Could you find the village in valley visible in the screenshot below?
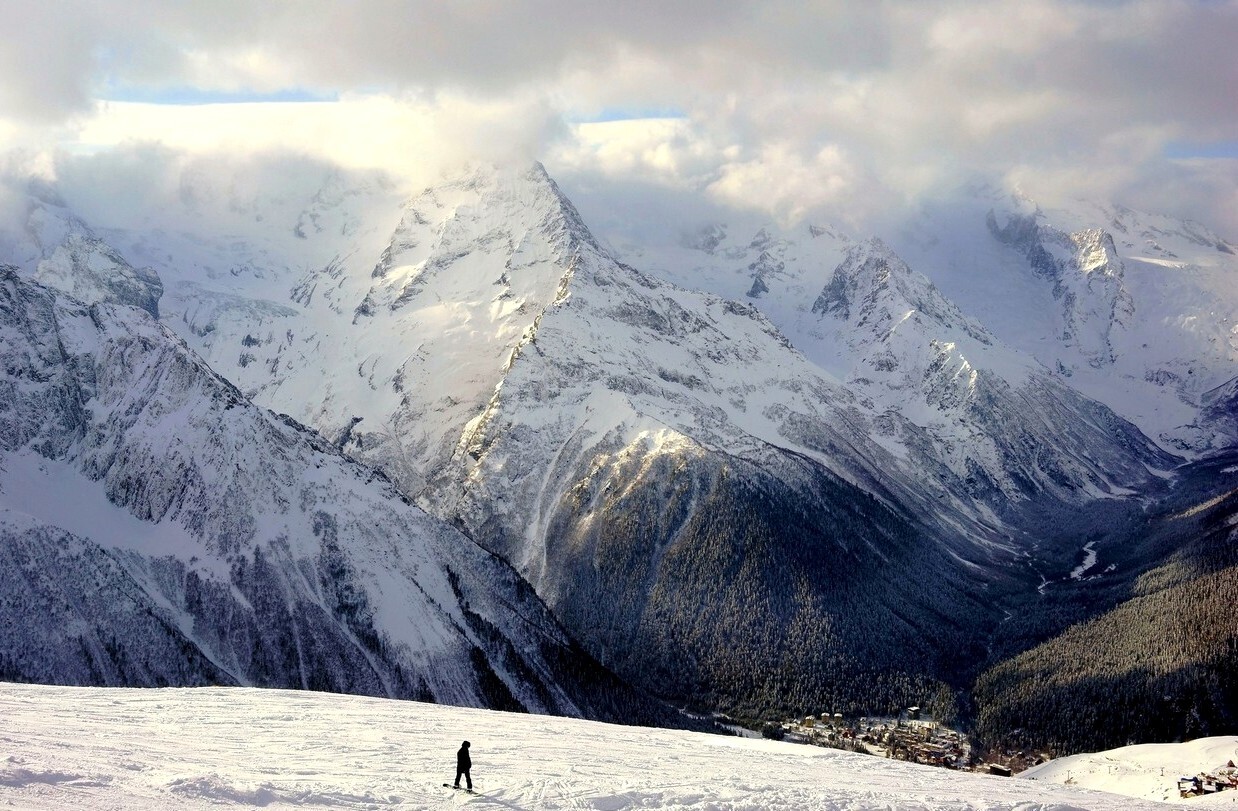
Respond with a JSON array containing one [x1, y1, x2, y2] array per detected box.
[[767, 707, 1031, 776], [765, 708, 1238, 798]]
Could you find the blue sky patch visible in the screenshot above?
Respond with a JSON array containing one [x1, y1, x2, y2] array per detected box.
[[1163, 140, 1238, 159], [99, 86, 339, 105], [567, 107, 688, 124]]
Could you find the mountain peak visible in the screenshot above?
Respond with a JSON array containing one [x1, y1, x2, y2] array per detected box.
[[811, 237, 912, 321], [812, 236, 995, 356], [360, 162, 602, 313], [3, 189, 165, 319], [526, 162, 603, 255]]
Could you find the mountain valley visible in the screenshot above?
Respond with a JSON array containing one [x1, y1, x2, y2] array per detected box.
[[0, 161, 1234, 755]]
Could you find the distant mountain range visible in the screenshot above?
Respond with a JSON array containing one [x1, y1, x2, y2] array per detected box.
[[1, 162, 1234, 753]]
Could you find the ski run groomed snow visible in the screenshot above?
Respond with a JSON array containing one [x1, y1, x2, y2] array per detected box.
[[0, 683, 1213, 810]]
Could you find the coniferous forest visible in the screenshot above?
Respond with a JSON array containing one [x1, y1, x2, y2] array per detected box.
[[972, 454, 1238, 755]]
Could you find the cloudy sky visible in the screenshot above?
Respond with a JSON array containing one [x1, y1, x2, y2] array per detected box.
[[2, 0, 1236, 236]]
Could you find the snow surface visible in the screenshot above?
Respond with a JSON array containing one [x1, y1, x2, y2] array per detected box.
[[1023, 737, 1238, 806], [1069, 542, 1098, 581], [0, 450, 214, 566], [0, 683, 1171, 810]]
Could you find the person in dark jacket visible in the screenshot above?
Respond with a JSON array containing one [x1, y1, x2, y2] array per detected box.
[[454, 740, 472, 790]]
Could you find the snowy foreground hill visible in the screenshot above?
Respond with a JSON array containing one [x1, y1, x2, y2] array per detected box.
[[0, 683, 1190, 811], [1024, 737, 1238, 806]]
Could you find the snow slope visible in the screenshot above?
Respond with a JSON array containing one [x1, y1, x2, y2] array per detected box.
[[0, 682, 1171, 810], [1023, 737, 1238, 805]]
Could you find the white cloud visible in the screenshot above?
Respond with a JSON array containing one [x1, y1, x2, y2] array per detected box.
[[69, 94, 562, 188], [705, 144, 859, 227], [1, 0, 1235, 236]]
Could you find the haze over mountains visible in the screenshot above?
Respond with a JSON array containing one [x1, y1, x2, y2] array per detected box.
[[1, 156, 1234, 758]]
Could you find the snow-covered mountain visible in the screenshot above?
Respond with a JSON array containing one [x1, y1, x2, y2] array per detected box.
[[893, 187, 1238, 454], [97, 165, 990, 710], [621, 224, 1177, 524], [6, 180, 165, 318], [0, 267, 677, 725], [1, 160, 1234, 742], [620, 187, 1238, 458]]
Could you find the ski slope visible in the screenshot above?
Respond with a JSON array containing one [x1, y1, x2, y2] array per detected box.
[[0, 683, 1171, 810], [1023, 737, 1238, 806]]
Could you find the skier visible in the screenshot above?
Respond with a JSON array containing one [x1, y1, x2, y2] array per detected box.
[[454, 740, 472, 790]]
